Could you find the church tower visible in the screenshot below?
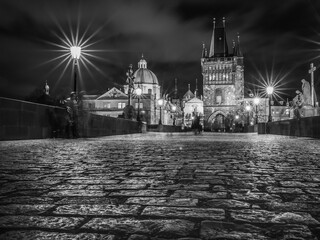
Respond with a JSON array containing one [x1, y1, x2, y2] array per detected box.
[[201, 18, 244, 131]]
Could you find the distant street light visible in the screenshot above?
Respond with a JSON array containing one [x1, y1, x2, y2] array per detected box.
[[253, 97, 260, 124], [158, 99, 164, 125], [172, 105, 177, 126], [136, 87, 142, 122], [70, 46, 81, 93], [266, 86, 274, 122]]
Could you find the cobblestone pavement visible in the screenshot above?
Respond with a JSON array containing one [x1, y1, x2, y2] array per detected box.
[[0, 132, 320, 240]]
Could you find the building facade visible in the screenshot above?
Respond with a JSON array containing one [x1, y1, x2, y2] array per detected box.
[[201, 18, 244, 131], [82, 55, 162, 125]]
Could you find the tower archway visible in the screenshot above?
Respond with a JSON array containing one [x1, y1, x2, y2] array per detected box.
[[206, 111, 227, 132]]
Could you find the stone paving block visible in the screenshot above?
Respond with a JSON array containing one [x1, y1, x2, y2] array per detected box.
[[150, 184, 210, 191], [54, 204, 140, 216], [126, 197, 198, 207], [141, 206, 225, 220], [0, 204, 54, 215], [0, 215, 83, 229], [56, 197, 118, 205], [266, 186, 305, 194], [51, 184, 88, 190], [103, 184, 147, 190], [82, 218, 195, 237], [262, 200, 320, 212], [67, 180, 119, 184], [0, 196, 55, 204], [230, 209, 277, 223], [204, 199, 251, 209], [128, 234, 149, 240], [231, 192, 281, 202], [0, 230, 115, 240], [170, 190, 227, 199], [109, 190, 168, 197], [280, 181, 319, 188], [271, 212, 320, 225], [45, 190, 106, 197], [200, 220, 268, 240]]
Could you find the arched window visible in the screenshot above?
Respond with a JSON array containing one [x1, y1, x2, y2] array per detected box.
[[215, 88, 223, 104]]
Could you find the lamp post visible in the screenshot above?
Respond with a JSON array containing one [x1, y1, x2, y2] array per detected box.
[[172, 105, 177, 126], [266, 86, 274, 122], [245, 105, 251, 127], [136, 87, 142, 121], [70, 46, 81, 93], [253, 97, 260, 124], [158, 99, 163, 125], [126, 64, 135, 106]]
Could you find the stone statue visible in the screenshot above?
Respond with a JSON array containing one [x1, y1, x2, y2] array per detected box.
[[293, 90, 303, 107], [301, 79, 312, 105]]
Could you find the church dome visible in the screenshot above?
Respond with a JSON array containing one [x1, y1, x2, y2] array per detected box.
[[133, 55, 159, 85]]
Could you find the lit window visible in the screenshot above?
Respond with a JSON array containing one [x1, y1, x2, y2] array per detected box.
[[118, 103, 122, 109]]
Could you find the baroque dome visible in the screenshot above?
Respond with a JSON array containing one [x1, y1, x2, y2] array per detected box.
[[133, 56, 159, 85]]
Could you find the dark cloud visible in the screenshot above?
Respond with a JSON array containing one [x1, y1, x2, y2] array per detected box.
[[0, 0, 320, 99]]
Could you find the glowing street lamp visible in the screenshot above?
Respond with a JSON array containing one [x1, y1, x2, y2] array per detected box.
[[70, 46, 81, 93], [266, 86, 274, 122], [135, 87, 142, 122], [253, 97, 260, 124], [158, 99, 164, 125]]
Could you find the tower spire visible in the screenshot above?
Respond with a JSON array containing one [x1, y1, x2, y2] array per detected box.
[[174, 78, 178, 99], [235, 32, 243, 57], [195, 78, 198, 97], [209, 17, 229, 57], [209, 18, 215, 57]]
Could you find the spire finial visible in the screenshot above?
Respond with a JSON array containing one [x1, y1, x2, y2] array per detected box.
[[213, 17, 216, 29], [141, 53, 144, 59], [188, 83, 190, 91]]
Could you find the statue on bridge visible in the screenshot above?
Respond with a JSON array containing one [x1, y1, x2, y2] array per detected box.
[[301, 79, 312, 105]]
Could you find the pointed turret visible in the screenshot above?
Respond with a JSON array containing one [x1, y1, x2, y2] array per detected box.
[[234, 33, 243, 57], [202, 43, 207, 58]]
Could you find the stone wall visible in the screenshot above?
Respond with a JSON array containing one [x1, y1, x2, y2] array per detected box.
[[0, 97, 144, 140], [0, 97, 66, 140], [258, 116, 320, 138], [80, 112, 145, 137]]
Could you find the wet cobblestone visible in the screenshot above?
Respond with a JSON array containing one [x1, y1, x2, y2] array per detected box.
[[0, 132, 320, 239]]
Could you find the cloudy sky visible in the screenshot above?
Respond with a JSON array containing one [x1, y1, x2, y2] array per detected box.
[[0, 0, 320, 100]]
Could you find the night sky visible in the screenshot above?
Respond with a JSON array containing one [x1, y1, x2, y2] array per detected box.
[[1, 0, 320, 101]]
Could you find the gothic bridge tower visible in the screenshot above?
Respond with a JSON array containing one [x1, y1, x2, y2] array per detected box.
[[201, 17, 244, 131]]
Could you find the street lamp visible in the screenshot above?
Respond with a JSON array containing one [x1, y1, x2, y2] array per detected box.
[[253, 97, 260, 124], [172, 105, 177, 126], [135, 87, 142, 121], [266, 86, 274, 122], [70, 46, 81, 93], [158, 99, 164, 125], [245, 105, 251, 126]]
